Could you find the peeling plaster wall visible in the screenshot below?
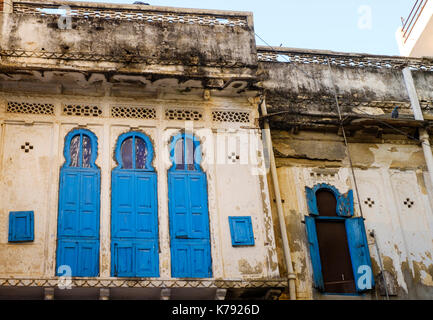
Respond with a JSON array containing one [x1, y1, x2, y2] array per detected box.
[[270, 130, 433, 299], [0, 11, 257, 77], [0, 93, 280, 281]]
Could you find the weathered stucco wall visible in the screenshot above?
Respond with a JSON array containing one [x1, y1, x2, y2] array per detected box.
[[269, 130, 433, 299], [0, 2, 257, 83], [0, 93, 280, 281]]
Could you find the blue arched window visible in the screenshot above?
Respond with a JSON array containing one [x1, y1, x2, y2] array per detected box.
[[304, 183, 374, 294], [115, 132, 154, 171], [111, 132, 159, 278], [63, 129, 98, 169], [169, 133, 202, 172], [56, 129, 100, 277], [168, 133, 212, 278]]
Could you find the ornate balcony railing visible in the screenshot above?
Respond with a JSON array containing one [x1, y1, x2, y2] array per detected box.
[[12, 0, 250, 28]]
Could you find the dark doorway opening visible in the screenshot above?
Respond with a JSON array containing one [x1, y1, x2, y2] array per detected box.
[[315, 190, 356, 294]]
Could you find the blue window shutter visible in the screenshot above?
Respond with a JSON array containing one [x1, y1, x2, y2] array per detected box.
[[229, 217, 255, 246], [135, 240, 159, 277], [305, 187, 319, 216], [112, 240, 134, 277], [305, 216, 324, 291], [135, 173, 158, 239], [188, 174, 210, 239], [9, 211, 34, 242], [112, 172, 136, 239], [78, 240, 99, 277], [169, 174, 190, 239], [56, 239, 79, 276], [79, 171, 100, 238], [338, 190, 354, 217], [346, 217, 375, 292], [58, 170, 80, 237]]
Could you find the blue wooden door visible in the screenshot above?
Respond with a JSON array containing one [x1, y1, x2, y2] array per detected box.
[[111, 132, 159, 277], [56, 130, 100, 277], [168, 134, 212, 278]]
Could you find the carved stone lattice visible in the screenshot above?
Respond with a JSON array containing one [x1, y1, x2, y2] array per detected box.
[[7, 101, 55, 115], [165, 108, 203, 121], [257, 49, 433, 72], [111, 106, 156, 120], [13, 3, 248, 27], [63, 104, 103, 117], [212, 111, 250, 123]]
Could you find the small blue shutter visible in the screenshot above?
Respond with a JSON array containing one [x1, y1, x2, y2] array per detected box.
[[9, 211, 34, 242], [112, 240, 134, 277], [338, 190, 354, 217], [305, 216, 324, 291], [305, 187, 319, 216], [229, 217, 255, 246], [112, 173, 135, 239], [79, 171, 100, 238], [346, 217, 375, 292]]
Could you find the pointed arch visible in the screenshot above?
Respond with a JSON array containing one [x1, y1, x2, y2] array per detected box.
[[111, 131, 159, 278], [56, 128, 100, 277], [168, 132, 212, 278]]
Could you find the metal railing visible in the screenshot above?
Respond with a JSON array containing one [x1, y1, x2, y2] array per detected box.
[[401, 0, 429, 44]]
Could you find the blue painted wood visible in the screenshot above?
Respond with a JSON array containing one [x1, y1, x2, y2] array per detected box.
[[305, 216, 325, 291], [346, 217, 375, 292], [56, 239, 78, 276], [168, 133, 211, 278], [114, 132, 155, 171], [169, 132, 202, 172], [338, 190, 354, 217], [8, 211, 34, 242], [111, 131, 159, 278], [111, 240, 134, 277], [57, 129, 100, 277], [306, 184, 354, 217], [170, 240, 212, 278], [305, 187, 319, 216], [228, 216, 255, 246], [78, 240, 99, 277], [135, 240, 159, 277]]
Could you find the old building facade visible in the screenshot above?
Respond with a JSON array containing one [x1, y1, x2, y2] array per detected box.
[[1, 0, 433, 300]]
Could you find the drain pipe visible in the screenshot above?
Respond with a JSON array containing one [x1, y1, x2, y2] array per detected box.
[[402, 67, 433, 190], [260, 97, 297, 300]]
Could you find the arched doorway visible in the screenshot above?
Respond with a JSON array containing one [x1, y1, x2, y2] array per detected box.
[[56, 129, 100, 277], [111, 132, 159, 277], [168, 133, 212, 278]]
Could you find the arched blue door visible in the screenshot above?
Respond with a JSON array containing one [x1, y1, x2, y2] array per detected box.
[[56, 129, 100, 277], [168, 133, 212, 278], [111, 132, 159, 277]]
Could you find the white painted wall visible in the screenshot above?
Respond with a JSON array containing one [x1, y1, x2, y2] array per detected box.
[[0, 94, 280, 280]]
